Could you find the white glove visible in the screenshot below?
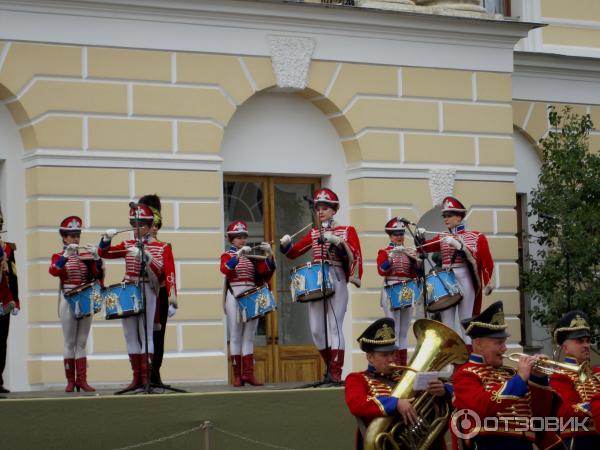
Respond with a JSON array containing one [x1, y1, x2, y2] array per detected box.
[[416, 228, 426, 238], [280, 234, 291, 248], [259, 242, 272, 255], [168, 304, 177, 318], [390, 245, 405, 256], [442, 236, 463, 250], [64, 243, 78, 257], [484, 285, 494, 296], [236, 246, 251, 257], [11, 307, 19, 316], [126, 246, 141, 258], [88, 245, 101, 261], [102, 228, 117, 242], [323, 231, 343, 246]]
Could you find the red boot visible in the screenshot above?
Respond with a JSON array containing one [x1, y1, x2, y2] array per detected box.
[[123, 354, 142, 391], [140, 353, 153, 386], [319, 347, 331, 379], [241, 354, 263, 386], [75, 357, 95, 392], [64, 358, 76, 393], [330, 349, 345, 383], [231, 355, 243, 387]]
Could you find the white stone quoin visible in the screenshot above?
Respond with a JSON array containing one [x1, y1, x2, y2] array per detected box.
[[267, 35, 316, 90]]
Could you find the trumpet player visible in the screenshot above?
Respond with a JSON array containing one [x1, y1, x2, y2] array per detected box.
[[376, 218, 421, 366], [453, 301, 562, 450], [48, 216, 104, 392], [345, 318, 450, 450], [0, 208, 19, 394], [549, 310, 600, 449], [415, 196, 494, 349]]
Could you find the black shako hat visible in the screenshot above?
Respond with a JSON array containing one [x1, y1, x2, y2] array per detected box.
[[357, 318, 398, 352], [554, 310, 591, 345], [461, 301, 510, 339]]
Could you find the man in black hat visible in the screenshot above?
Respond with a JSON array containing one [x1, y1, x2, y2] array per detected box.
[[549, 310, 600, 449], [453, 301, 562, 450], [345, 318, 449, 450]]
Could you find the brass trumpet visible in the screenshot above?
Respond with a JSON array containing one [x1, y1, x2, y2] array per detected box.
[[503, 352, 584, 377]]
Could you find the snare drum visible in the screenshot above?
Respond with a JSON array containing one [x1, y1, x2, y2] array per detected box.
[[236, 285, 277, 323], [64, 280, 103, 319], [384, 280, 422, 310], [424, 270, 463, 312], [290, 262, 335, 302], [103, 282, 144, 320]]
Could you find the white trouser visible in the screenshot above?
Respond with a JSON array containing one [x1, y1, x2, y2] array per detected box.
[[122, 283, 156, 354], [439, 267, 476, 345], [225, 285, 259, 356], [380, 289, 413, 350], [59, 294, 92, 359], [308, 266, 348, 351]]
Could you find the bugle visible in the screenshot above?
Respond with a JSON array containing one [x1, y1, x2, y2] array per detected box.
[[502, 352, 584, 377]]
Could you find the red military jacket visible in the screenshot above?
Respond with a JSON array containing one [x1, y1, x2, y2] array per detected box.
[[220, 246, 275, 287], [0, 242, 19, 312], [49, 249, 104, 291], [345, 367, 403, 450], [377, 243, 418, 285], [453, 354, 562, 450], [98, 239, 176, 302], [422, 224, 494, 315], [282, 220, 362, 287], [550, 357, 600, 439]]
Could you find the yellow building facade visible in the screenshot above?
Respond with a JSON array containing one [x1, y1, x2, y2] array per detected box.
[[0, 0, 599, 390]]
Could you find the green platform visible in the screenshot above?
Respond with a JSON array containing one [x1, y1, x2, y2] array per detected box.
[[0, 387, 355, 450]]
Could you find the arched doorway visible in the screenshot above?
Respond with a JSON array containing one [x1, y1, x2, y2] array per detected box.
[[221, 92, 348, 383]]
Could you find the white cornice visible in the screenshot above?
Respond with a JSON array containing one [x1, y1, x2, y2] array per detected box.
[[346, 162, 517, 182], [0, 0, 541, 72], [513, 51, 600, 104], [22, 149, 223, 171]]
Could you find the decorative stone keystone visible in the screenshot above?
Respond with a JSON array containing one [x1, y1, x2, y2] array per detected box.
[[268, 35, 316, 91]]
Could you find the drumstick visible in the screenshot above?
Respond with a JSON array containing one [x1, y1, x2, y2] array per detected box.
[[246, 254, 267, 261], [114, 227, 134, 235], [290, 223, 312, 240]]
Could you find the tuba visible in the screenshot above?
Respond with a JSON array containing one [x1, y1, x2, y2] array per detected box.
[[363, 319, 469, 450]]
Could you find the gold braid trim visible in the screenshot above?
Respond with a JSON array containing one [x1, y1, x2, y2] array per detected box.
[[465, 320, 507, 335]]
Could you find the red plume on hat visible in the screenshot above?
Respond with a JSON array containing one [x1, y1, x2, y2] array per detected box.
[[226, 220, 248, 236], [129, 204, 154, 222], [59, 216, 82, 234], [384, 218, 406, 234], [441, 196, 466, 214], [313, 188, 339, 210]]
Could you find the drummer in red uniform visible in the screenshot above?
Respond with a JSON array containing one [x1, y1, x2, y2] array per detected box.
[[49, 216, 104, 392], [280, 188, 362, 383], [221, 220, 275, 387], [416, 196, 494, 350], [376, 218, 421, 366], [98, 204, 176, 392], [549, 310, 600, 449], [0, 208, 19, 394]]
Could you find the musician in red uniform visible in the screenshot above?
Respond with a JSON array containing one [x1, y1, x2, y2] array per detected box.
[[98, 204, 176, 391], [345, 318, 450, 450], [221, 220, 275, 387], [549, 310, 600, 449], [49, 216, 104, 392], [0, 208, 19, 394], [452, 301, 562, 450], [416, 196, 494, 349], [137, 194, 178, 385], [280, 188, 362, 382], [376, 218, 420, 366]]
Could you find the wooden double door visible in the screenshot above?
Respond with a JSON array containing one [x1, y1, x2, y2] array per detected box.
[[223, 175, 325, 384]]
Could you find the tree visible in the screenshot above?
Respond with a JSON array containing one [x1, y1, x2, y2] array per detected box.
[[523, 106, 600, 343]]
